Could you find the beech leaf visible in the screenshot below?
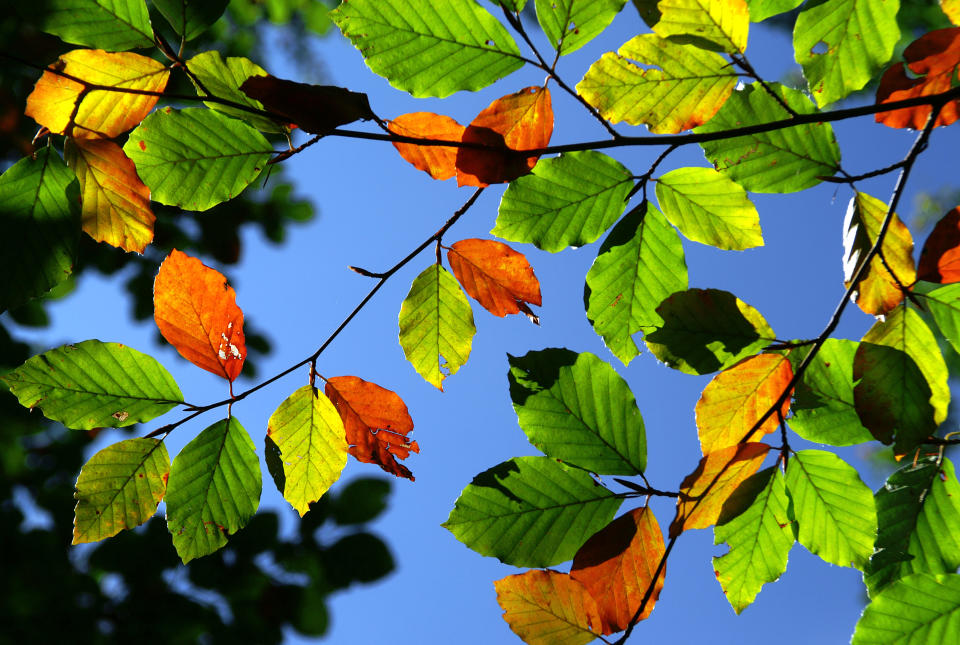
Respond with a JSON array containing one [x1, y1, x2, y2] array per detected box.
[[918, 206, 960, 283], [388, 112, 466, 181], [495, 570, 604, 644], [447, 238, 541, 320], [240, 74, 375, 135]]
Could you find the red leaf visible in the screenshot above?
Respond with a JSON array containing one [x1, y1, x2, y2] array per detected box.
[[918, 206, 960, 283], [447, 238, 541, 321], [240, 74, 374, 135], [388, 112, 465, 180]]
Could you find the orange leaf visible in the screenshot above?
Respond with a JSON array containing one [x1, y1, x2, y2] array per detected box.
[[324, 375, 418, 481], [917, 206, 960, 283], [456, 86, 553, 187], [670, 443, 770, 538], [447, 238, 542, 321], [153, 250, 245, 381], [64, 138, 155, 253], [570, 507, 666, 634], [495, 570, 603, 645], [696, 354, 793, 455], [239, 74, 374, 135], [388, 112, 465, 180], [25, 49, 169, 139], [875, 27, 960, 129]]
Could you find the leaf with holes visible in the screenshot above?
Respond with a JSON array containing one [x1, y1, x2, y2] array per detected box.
[[388, 112, 466, 180], [447, 238, 541, 320], [495, 570, 604, 645], [536, 0, 627, 56]]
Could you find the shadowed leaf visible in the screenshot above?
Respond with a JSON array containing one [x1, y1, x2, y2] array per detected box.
[[41, 0, 154, 50], [240, 74, 375, 135], [154, 0, 229, 41], [186, 51, 287, 133], [853, 573, 960, 644], [918, 206, 960, 283]]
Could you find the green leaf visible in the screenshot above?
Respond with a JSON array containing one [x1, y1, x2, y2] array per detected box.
[[508, 349, 646, 475], [696, 82, 841, 193], [0, 148, 80, 314], [746, 0, 804, 21], [655, 167, 762, 250], [1, 340, 183, 429], [186, 51, 286, 133], [165, 417, 262, 563], [493, 151, 633, 253], [42, 0, 154, 50], [332, 478, 391, 525], [153, 0, 228, 40], [266, 386, 348, 517], [644, 288, 775, 375], [535, 0, 626, 56], [638, 0, 750, 53], [123, 108, 273, 212], [713, 467, 795, 614], [330, 0, 524, 98], [787, 339, 873, 446], [864, 458, 960, 597], [853, 573, 960, 644], [793, 0, 901, 108], [494, 0, 529, 11], [576, 34, 738, 133], [442, 456, 622, 567], [398, 264, 475, 390], [785, 449, 877, 569], [921, 283, 960, 354], [585, 202, 687, 365], [73, 438, 170, 544]]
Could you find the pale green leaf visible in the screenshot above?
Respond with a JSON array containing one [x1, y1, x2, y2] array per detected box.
[[922, 283, 960, 354], [535, 0, 626, 56], [153, 0, 228, 40], [853, 573, 960, 644], [42, 0, 154, 50], [186, 51, 286, 133]]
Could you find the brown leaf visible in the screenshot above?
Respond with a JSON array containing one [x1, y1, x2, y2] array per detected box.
[[388, 112, 465, 180], [447, 238, 541, 320], [495, 570, 603, 645], [917, 206, 960, 283], [240, 74, 375, 135]]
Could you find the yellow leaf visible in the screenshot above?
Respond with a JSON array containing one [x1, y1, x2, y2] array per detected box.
[[495, 570, 603, 645], [944, 0, 960, 26], [640, 0, 749, 54]]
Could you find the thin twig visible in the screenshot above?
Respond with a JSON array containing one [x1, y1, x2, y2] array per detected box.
[[730, 54, 798, 117]]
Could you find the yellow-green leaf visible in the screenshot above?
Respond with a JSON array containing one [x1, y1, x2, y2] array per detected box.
[[495, 570, 603, 644], [638, 0, 750, 53]]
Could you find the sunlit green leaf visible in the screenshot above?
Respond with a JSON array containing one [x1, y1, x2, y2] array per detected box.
[[154, 0, 228, 40], [535, 0, 626, 56], [186, 51, 286, 133], [42, 0, 153, 50], [921, 283, 960, 354], [746, 0, 803, 21], [853, 573, 960, 644]]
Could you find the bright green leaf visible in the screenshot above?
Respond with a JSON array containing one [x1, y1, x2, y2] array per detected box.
[[42, 0, 153, 50], [267, 386, 348, 517], [585, 202, 687, 365], [442, 456, 622, 567], [123, 108, 273, 212], [922, 283, 960, 354], [853, 573, 960, 644], [166, 417, 262, 563], [0, 147, 80, 314], [186, 51, 287, 133], [655, 167, 762, 250], [747, 0, 803, 21], [398, 264, 475, 390], [508, 349, 646, 475], [331, 0, 524, 98], [696, 82, 841, 193], [535, 0, 626, 56], [73, 438, 169, 544], [493, 151, 633, 253], [1, 340, 183, 429], [785, 449, 877, 569], [153, 0, 228, 40]]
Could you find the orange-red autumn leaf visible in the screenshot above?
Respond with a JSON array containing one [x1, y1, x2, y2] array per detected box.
[[918, 206, 960, 283], [64, 138, 154, 253], [696, 354, 793, 455], [447, 238, 541, 321], [670, 443, 770, 538], [495, 570, 604, 645], [456, 86, 553, 187], [153, 249, 245, 382], [388, 112, 466, 181], [324, 375, 418, 481], [239, 74, 374, 135], [25, 49, 169, 139], [570, 507, 666, 634], [875, 27, 960, 129]]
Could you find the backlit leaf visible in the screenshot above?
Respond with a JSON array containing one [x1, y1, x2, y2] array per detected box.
[[443, 456, 622, 567], [876, 27, 960, 129], [0, 147, 80, 314], [923, 283, 960, 353], [945, 0, 960, 25], [696, 354, 793, 455], [324, 376, 417, 481], [186, 51, 286, 133], [388, 112, 465, 180], [447, 238, 541, 319], [64, 138, 154, 253], [571, 507, 666, 632], [842, 192, 916, 316], [918, 207, 960, 283], [644, 288, 775, 375], [267, 386, 348, 516], [153, 249, 246, 381], [535, 0, 626, 56], [696, 82, 841, 193], [240, 75, 375, 135], [495, 570, 603, 645], [640, 0, 750, 53], [25, 49, 169, 140], [123, 108, 272, 212], [331, 0, 524, 98], [494, 151, 633, 252], [1, 339, 182, 429], [852, 573, 960, 644], [576, 34, 737, 133], [73, 438, 169, 544], [785, 449, 876, 569], [746, 0, 804, 22], [670, 442, 770, 538], [713, 467, 794, 614], [165, 417, 261, 563], [794, 0, 901, 108], [153, 0, 228, 40], [456, 86, 553, 187], [41, 0, 153, 50], [398, 264, 475, 390], [864, 457, 960, 597], [508, 349, 646, 475], [655, 167, 762, 250]]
